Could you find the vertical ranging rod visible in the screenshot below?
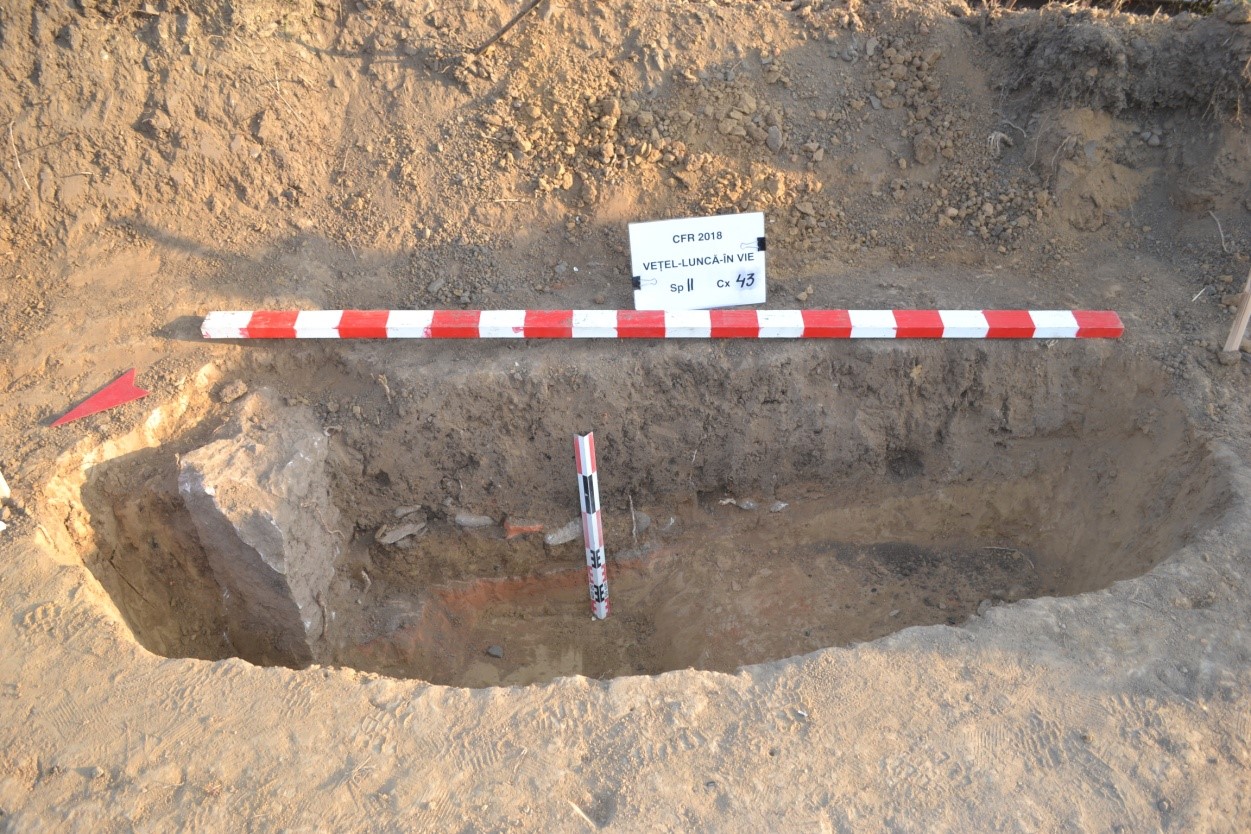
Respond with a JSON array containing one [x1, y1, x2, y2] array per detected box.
[[574, 432, 609, 620]]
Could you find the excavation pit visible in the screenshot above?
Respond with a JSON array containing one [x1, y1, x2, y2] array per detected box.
[[48, 343, 1230, 687]]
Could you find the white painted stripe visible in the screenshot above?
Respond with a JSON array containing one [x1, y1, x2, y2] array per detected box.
[[664, 310, 712, 338], [201, 311, 253, 339], [849, 309, 897, 338], [386, 310, 435, 338], [1029, 310, 1079, 339], [572, 310, 617, 338], [939, 310, 990, 338], [294, 310, 345, 338], [757, 310, 805, 338], [479, 309, 527, 338]]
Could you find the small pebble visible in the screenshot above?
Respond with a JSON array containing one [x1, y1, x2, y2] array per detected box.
[[544, 518, 582, 546], [766, 125, 783, 152], [455, 512, 495, 528], [218, 380, 248, 404], [375, 521, 427, 545], [769, 501, 789, 513], [486, 645, 504, 659]]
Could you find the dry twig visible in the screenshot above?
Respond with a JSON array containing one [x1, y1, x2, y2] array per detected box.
[[8, 120, 31, 192], [1209, 210, 1234, 254], [474, 0, 550, 55]]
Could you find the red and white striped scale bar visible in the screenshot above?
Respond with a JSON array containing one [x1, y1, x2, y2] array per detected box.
[[201, 309, 1123, 340], [574, 432, 609, 621]]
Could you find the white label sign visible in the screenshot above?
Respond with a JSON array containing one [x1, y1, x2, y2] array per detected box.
[[629, 212, 767, 310]]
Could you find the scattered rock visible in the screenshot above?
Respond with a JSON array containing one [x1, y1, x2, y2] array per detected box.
[[486, 645, 504, 659], [913, 133, 938, 165], [0, 468, 9, 502], [631, 510, 651, 534], [544, 518, 582, 546], [1218, 351, 1241, 366], [392, 505, 423, 518], [217, 380, 248, 404], [766, 125, 783, 152], [977, 598, 993, 616], [178, 389, 339, 667], [718, 497, 758, 510], [769, 501, 789, 513], [1222, 1, 1251, 23], [375, 521, 427, 545], [455, 512, 495, 528], [253, 108, 282, 144]]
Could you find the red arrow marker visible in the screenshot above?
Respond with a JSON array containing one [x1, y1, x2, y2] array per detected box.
[[52, 369, 150, 427]]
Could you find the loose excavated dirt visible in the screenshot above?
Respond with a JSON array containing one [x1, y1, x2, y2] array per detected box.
[[4, 0, 1251, 830]]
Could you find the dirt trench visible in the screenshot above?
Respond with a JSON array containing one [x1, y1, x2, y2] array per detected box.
[[42, 341, 1231, 687]]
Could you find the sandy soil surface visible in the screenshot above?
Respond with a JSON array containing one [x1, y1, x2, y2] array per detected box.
[[4, 0, 1251, 829]]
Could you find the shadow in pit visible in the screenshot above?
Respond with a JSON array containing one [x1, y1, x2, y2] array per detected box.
[[74, 440, 236, 664]]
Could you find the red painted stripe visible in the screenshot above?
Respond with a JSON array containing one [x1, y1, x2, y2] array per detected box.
[[338, 310, 390, 338], [709, 309, 761, 338], [617, 310, 667, 338], [893, 309, 944, 338], [1073, 310, 1124, 339], [524, 310, 573, 339], [983, 310, 1035, 339], [244, 310, 299, 338], [574, 434, 596, 475], [428, 310, 482, 338], [801, 309, 852, 338]]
